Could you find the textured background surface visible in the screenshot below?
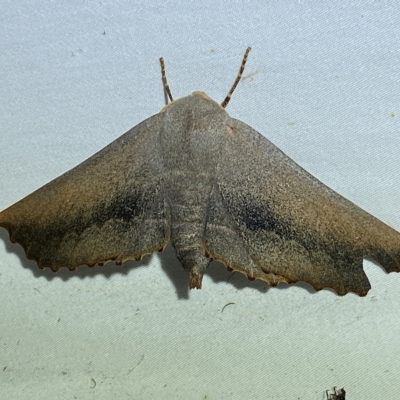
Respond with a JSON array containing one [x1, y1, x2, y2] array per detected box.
[[1, 2, 400, 399]]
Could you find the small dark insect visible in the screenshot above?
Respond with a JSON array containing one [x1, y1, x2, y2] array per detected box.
[[326, 387, 346, 400], [1, 48, 400, 295]]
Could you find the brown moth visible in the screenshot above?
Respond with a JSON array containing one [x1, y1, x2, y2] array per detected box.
[[1, 48, 400, 295]]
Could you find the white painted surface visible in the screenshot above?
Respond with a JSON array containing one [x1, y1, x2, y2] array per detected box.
[[1, 2, 400, 399]]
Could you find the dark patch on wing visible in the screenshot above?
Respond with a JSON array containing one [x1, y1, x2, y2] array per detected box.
[[235, 195, 360, 263], [92, 191, 144, 227], [239, 201, 284, 235], [5, 188, 157, 268]]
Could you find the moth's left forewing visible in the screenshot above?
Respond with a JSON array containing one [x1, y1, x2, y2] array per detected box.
[[0, 114, 170, 271]]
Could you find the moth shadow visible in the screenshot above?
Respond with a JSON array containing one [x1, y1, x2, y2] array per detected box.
[[158, 245, 317, 298], [206, 259, 318, 296], [1, 228, 317, 298]]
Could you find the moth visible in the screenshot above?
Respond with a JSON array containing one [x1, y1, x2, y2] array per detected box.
[[1, 48, 400, 295]]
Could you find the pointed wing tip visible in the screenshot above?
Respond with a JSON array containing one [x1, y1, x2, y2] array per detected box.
[[0, 216, 9, 230], [0, 205, 24, 228]]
